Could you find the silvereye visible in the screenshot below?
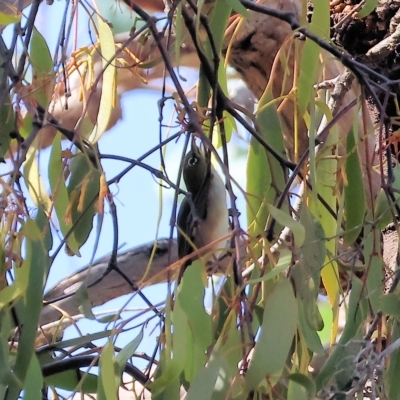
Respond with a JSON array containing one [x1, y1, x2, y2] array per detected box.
[[177, 144, 229, 267]]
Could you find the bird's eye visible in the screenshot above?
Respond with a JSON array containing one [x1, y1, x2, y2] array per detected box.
[[188, 156, 198, 166]]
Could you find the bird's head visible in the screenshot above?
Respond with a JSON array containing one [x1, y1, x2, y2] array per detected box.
[[182, 144, 208, 196]]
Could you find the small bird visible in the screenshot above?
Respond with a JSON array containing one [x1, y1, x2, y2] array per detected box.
[[177, 143, 229, 269]]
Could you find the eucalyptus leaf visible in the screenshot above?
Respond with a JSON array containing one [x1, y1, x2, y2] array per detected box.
[[245, 277, 297, 391]]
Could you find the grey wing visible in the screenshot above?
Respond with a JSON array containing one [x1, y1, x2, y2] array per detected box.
[[177, 197, 194, 261]]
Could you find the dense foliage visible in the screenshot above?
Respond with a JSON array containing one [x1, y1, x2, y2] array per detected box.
[[0, 0, 399, 399]]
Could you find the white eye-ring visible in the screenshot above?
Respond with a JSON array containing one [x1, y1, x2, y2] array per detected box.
[[188, 156, 198, 166]]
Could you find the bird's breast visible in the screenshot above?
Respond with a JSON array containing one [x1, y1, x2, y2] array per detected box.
[[195, 170, 229, 257]]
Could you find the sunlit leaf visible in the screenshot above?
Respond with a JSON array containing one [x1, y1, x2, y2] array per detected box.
[[0, 11, 21, 25], [90, 18, 117, 143], [24, 145, 52, 213]]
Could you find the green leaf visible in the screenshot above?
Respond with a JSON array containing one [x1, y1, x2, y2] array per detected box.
[[288, 373, 315, 399], [375, 165, 400, 228], [172, 296, 190, 377], [98, 342, 118, 400], [344, 128, 365, 244], [174, 2, 184, 70], [23, 355, 42, 400], [49, 133, 79, 255], [386, 321, 400, 399], [178, 262, 212, 354], [45, 370, 98, 393], [308, 115, 339, 321], [89, 18, 117, 143], [245, 277, 297, 390], [292, 208, 326, 336], [246, 137, 272, 241], [298, 40, 320, 117], [363, 220, 383, 314], [34, 205, 52, 255], [288, 380, 308, 400], [24, 145, 52, 212], [316, 277, 368, 390], [8, 220, 48, 399], [150, 347, 181, 396], [208, 310, 243, 399], [0, 11, 21, 26], [30, 28, 54, 107], [151, 358, 181, 400], [38, 330, 116, 351], [357, 0, 378, 18], [115, 328, 143, 371], [75, 284, 96, 320], [297, 298, 324, 354], [173, 263, 212, 384], [310, 0, 330, 37], [226, 0, 250, 17], [268, 204, 305, 247], [0, 311, 14, 387], [67, 153, 100, 248], [299, 207, 326, 274], [297, 0, 328, 116], [30, 29, 53, 74], [254, 87, 288, 239], [0, 286, 23, 310], [186, 357, 222, 400], [197, 0, 231, 107], [246, 249, 291, 284], [380, 293, 400, 320], [0, 96, 14, 160]]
